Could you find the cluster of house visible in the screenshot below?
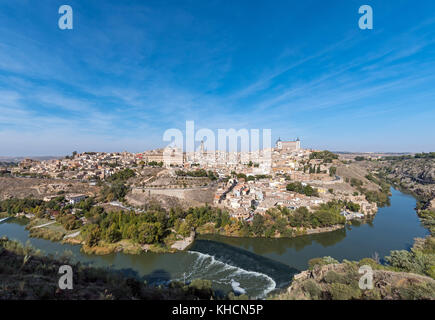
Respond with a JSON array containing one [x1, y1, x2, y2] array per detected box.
[[15, 138, 378, 221], [12, 193, 89, 221], [214, 174, 377, 220], [214, 176, 329, 220], [138, 143, 273, 174], [15, 152, 137, 180], [15, 138, 303, 181], [210, 138, 377, 220]]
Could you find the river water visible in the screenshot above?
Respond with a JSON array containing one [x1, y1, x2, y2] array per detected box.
[[0, 188, 429, 298]]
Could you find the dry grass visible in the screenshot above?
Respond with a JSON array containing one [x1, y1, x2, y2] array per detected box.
[[0, 177, 100, 200]]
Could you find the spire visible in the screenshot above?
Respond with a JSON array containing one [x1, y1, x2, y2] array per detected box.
[[200, 140, 205, 153]]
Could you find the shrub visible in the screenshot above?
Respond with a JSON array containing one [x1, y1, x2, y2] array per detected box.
[[385, 250, 434, 277], [302, 280, 322, 299], [228, 292, 249, 300], [330, 283, 361, 300], [308, 256, 339, 270], [329, 167, 337, 177], [358, 258, 383, 270], [309, 151, 338, 163], [82, 224, 102, 247], [397, 282, 435, 300], [187, 279, 214, 299], [286, 182, 319, 197], [323, 271, 345, 284]]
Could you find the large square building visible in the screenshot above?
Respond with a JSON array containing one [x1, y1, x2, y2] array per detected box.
[[275, 137, 301, 152]]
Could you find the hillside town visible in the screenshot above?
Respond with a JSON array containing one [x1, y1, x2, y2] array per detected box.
[[5, 138, 378, 223]]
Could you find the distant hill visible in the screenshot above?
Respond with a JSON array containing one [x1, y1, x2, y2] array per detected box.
[[333, 151, 414, 155], [0, 156, 61, 163]]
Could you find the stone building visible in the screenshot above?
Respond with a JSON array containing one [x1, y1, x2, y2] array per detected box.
[[276, 137, 301, 152]]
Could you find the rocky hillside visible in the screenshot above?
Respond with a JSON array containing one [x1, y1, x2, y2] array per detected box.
[[272, 258, 435, 300], [380, 158, 435, 208], [271, 229, 435, 300]]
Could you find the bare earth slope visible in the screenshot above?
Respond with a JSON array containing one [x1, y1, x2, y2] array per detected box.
[[0, 177, 100, 200]]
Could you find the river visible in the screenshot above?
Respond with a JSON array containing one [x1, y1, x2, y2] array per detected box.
[[0, 188, 429, 298]]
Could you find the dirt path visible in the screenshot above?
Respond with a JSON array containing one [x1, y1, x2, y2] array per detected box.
[[31, 221, 56, 229], [64, 231, 80, 239]]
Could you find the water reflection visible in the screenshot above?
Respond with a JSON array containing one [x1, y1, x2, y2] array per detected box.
[[199, 227, 348, 255], [198, 188, 429, 270]]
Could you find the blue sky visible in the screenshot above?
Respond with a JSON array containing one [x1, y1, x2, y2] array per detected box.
[[0, 0, 434, 156]]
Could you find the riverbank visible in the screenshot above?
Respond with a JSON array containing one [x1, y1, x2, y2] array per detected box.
[[80, 239, 174, 255], [26, 218, 67, 241], [0, 187, 430, 298], [0, 188, 376, 257], [10, 216, 169, 255], [64, 222, 347, 255], [171, 231, 195, 250], [273, 192, 435, 300], [0, 185, 421, 262], [3, 212, 365, 256], [197, 222, 346, 239]]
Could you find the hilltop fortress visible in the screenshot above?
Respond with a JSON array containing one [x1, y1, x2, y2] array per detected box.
[[275, 137, 301, 152]]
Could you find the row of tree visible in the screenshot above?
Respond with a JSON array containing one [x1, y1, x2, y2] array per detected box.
[[243, 202, 347, 238], [175, 169, 217, 180], [286, 182, 319, 197], [81, 205, 233, 247], [309, 150, 339, 163]]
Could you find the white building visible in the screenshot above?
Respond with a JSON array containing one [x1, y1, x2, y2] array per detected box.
[[66, 194, 87, 205]]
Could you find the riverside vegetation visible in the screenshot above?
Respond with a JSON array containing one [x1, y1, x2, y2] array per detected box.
[[0, 167, 358, 253], [0, 195, 350, 254]]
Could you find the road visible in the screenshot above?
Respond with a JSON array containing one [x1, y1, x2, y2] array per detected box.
[[64, 231, 81, 239], [31, 221, 56, 229]]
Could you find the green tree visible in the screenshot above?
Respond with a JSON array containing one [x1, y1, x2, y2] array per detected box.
[[83, 224, 101, 247], [176, 221, 191, 237], [137, 222, 163, 244], [329, 166, 337, 177], [251, 214, 265, 236], [105, 224, 122, 243]]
